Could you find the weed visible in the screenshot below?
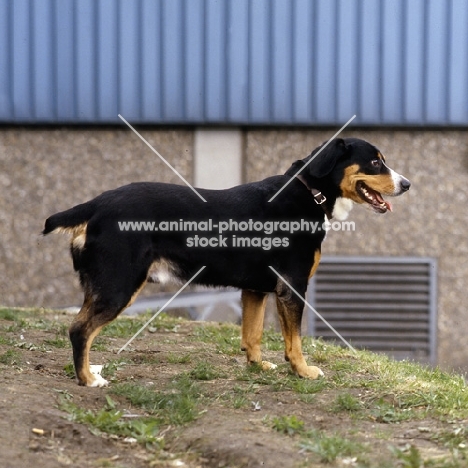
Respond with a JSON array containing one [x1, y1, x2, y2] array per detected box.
[[103, 359, 128, 380], [262, 328, 284, 351], [59, 395, 162, 447], [0, 349, 21, 365], [371, 398, 415, 424], [333, 392, 362, 413], [231, 395, 249, 409], [0, 309, 17, 321], [389, 444, 423, 468], [4, 318, 28, 333], [300, 430, 365, 463], [193, 324, 241, 355], [270, 415, 305, 436], [44, 335, 69, 348], [63, 362, 75, 379], [111, 374, 201, 425], [288, 376, 327, 395], [434, 425, 468, 450], [189, 361, 222, 381], [166, 353, 191, 364], [90, 337, 109, 352], [101, 318, 144, 338]]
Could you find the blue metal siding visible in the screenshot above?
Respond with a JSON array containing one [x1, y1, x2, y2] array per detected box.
[[1, 0, 467, 125]]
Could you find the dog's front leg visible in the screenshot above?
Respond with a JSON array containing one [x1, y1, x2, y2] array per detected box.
[[275, 284, 323, 379], [240, 290, 277, 370]]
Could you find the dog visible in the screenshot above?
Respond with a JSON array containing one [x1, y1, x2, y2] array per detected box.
[[43, 137, 410, 387]]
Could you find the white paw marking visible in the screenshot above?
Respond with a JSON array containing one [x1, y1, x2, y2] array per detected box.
[[90, 364, 103, 375], [89, 364, 109, 387], [261, 361, 278, 371]]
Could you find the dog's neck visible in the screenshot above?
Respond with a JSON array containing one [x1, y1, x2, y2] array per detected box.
[[295, 174, 333, 219], [295, 174, 354, 221]]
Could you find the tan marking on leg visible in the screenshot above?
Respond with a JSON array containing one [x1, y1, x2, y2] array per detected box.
[[70, 281, 149, 387], [70, 295, 101, 386], [125, 280, 148, 309], [241, 290, 269, 366], [308, 249, 321, 280], [81, 323, 107, 387], [276, 296, 323, 380]]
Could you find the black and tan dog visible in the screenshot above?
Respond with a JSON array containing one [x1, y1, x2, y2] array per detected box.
[[43, 138, 410, 387]]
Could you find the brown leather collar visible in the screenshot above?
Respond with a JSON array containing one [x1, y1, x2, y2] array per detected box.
[[295, 174, 332, 219]]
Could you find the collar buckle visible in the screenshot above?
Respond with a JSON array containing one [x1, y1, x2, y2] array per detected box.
[[312, 191, 327, 205]]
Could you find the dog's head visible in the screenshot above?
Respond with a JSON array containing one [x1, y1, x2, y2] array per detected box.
[[287, 138, 410, 214]]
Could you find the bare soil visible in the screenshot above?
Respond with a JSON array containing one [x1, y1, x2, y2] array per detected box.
[[0, 310, 465, 468]]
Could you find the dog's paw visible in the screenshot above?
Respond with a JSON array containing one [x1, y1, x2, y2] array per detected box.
[[260, 361, 278, 371], [299, 365, 324, 380], [89, 365, 109, 387]]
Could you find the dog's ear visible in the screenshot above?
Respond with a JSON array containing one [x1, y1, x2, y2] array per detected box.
[[303, 138, 348, 178], [284, 159, 305, 176]]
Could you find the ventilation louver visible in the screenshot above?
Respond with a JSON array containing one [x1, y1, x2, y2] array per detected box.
[[307, 257, 437, 364]]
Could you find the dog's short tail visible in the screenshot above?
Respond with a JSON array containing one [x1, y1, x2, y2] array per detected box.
[[43, 201, 95, 235]]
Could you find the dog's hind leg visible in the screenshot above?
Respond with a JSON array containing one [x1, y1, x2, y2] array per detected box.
[[69, 280, 147, 387], [275, 283, 323, 379], [69, 296, 110, 387], [240, 290, 276, 371]]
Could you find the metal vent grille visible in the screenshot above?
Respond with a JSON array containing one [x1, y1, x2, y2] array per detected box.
[[307, 257, 437, 364]]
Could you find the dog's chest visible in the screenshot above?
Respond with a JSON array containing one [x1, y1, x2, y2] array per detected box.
[[331, 197, 354, 220]]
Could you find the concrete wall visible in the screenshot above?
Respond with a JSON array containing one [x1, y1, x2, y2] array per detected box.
[[0, 128, 193, 308], [1, 127, 467, 371]]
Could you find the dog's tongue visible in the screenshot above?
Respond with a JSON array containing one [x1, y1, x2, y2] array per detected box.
[[374, 192, 393, 212]]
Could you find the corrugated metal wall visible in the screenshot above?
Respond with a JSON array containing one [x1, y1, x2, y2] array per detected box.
[[1, 0, 468, 125]]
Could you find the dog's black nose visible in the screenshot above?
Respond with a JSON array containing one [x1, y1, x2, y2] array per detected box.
[[400, 178, 411, 191]]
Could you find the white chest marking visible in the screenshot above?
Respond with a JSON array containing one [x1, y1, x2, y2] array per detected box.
[[332, 197, 354, 220]]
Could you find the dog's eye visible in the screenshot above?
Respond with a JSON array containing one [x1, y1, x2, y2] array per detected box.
[[371, 159, 381, 168]]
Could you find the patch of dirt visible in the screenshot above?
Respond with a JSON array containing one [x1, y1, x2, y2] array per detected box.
[[0, 310, 465, 468]]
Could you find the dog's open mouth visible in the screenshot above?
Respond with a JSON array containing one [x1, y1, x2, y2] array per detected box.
[[356, 181, 392, 213]]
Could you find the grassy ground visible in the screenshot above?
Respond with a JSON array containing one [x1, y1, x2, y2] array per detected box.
[[0, 306, 467, 467]]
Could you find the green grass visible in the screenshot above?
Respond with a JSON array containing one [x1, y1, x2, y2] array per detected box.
[[0, 308, 17, 321], [63, 362, 75, 379], [44, 335, 69, 348], [193, 323, 241, 355], [299, 430, 366, 463], [332, 392, 363, 413], [166, 352, 191, 364], [59, 394, 162, 448], [0, 349, 21, 365], [3, 308, 468, 467], [111, 374, 201, 426], [189, 361, 223, 381], [270, 415, 305, 436]]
